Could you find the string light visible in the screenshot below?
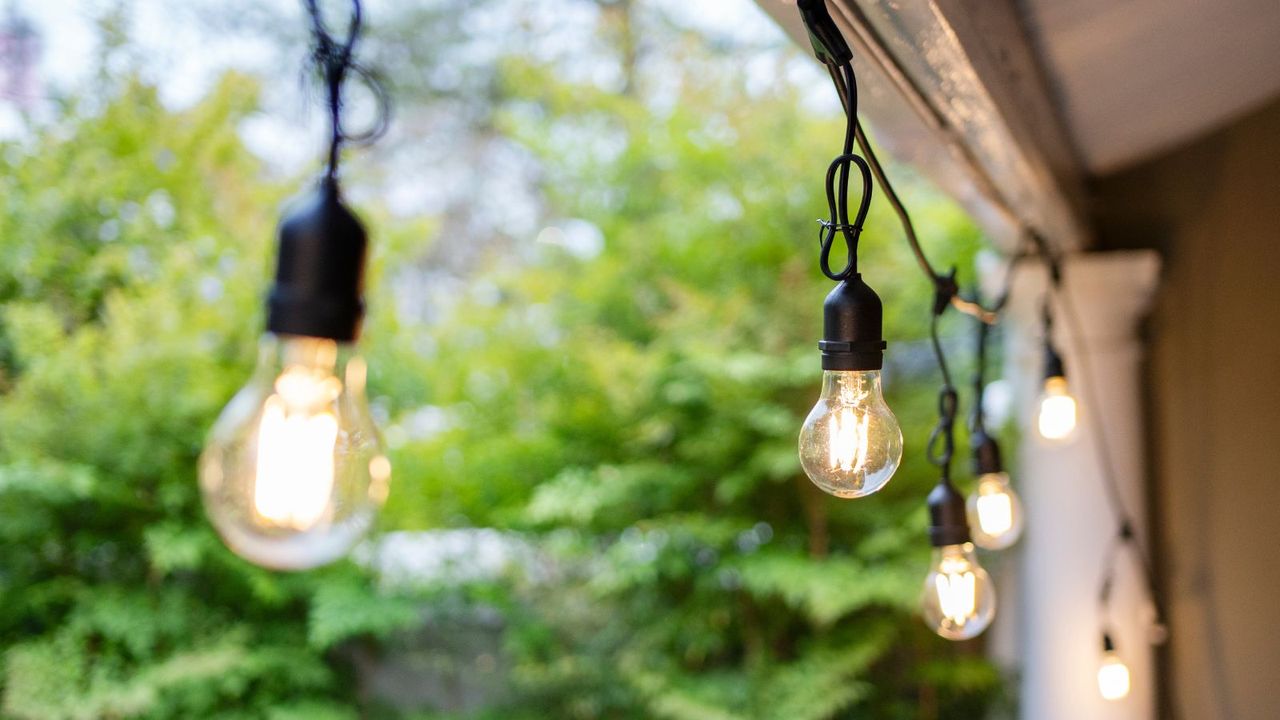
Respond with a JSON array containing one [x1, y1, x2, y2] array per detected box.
[[795, 0, 1004, 639], [921, 384, 997, 640], [1035, 302, 1078, 443], [1097, 633, 1132, 701], [200, 0, 391, 570], [967, 301, 1024, 550], [1031, 233, 1170, 703], [795, 0, 1178, 703], [794, 1, 902, 499]]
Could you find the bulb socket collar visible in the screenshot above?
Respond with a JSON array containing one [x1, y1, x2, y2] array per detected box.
[[927, 480, 971, 547], [266, 178, 368, 342], [971, 430, 1004, 476], [819, 274, 885, 371]]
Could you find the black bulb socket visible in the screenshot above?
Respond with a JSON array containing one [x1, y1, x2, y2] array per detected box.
[[927, 480, 971, 548], [1102, 632, 1116, 653], [970, 429, 1004, 476], [266, 178, 368, 343], [818, 274, 886, 371], [1043, 341, 1066, 381]]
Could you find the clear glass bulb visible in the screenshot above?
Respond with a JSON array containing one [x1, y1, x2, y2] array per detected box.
[[798, 370, 902, 498], [921, 543, 996, 640], [1097, 652, 1131, 701], [200, 335, 390, 570], [1036, 375, 1077, 442], [966, 472, 1024, 550]]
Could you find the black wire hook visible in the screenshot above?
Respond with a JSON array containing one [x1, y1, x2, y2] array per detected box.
[[817, 151, 873, 281], [926, 385, 958, 473], [303, 0, 389, 181]]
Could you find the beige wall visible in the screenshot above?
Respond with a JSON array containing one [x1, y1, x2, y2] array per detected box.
[[1093, 98, 1280, 720]]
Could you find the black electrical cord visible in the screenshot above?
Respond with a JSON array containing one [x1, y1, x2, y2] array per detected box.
[[823, 61, 960, 482], [303, 0, 390, 181], [826, 64, 997, 323], [265, 0, 389, 343], [816, 62, 873, 281], [925, 314, 958, 477], [972, 304, 992, 434]]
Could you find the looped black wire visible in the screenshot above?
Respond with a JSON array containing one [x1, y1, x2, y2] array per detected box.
[[926, 384, 958, 474], [925, 309, 959, 477], [303, 0, 390, 181], [810, 62, 870, 282], [971, 308, 991, 433], [342, 65, 393, 143], [1030, 229, 1062, 287], [817, 152, 873, 280]]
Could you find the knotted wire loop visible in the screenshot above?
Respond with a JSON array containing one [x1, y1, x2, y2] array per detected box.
[[925, 300, 959, 478], [303, 0, 390, 181], [926, 384, 958, 476], [807, 62, 873, 282], [817, 152, 873, 280], [970, 313, 990, 433]]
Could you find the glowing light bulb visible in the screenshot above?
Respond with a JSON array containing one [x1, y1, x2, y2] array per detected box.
[[1097, 651, 1131, 701], [966, 472, 1024, 550], [200, 335, 389, 570], [921, 543, 996, 640], [799, 370, 903, 498], [1036, 375, 1077, 442]]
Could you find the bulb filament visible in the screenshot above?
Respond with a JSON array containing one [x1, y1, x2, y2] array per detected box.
[[828, 404, 871, 473], [976, 491, 1014, 537], [253, 365, 343, 530], [934, 569, 977, 627], [1097, 654, 1131, 700], [1037, 376, 1077, 440]]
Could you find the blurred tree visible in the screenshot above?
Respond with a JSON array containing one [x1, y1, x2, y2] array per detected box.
[[0, 68, 427, 720], [379, 5, 1003, 718], [0, 1, 1005, 718]]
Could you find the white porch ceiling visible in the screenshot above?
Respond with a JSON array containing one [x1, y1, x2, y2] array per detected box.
[[1020, 0, 1280, 174]]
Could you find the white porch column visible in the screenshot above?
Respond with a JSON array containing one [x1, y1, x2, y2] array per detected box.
[[993, 250, 1161, 720]]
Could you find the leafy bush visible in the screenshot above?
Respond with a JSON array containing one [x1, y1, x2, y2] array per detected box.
[[0, 73, 426, 718], [380, 43, 1001, 720], [0, 4, 1003, 718]]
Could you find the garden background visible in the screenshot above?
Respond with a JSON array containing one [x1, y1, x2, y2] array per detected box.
[[0, 1, 1010, 717]]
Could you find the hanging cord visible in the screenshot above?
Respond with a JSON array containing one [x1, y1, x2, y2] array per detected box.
[[824, 64, 997, 323], [925, 312, 959, 482], [969, 243, 1033, 434], [1031, 233, 1168, 644], [303, 0, 390, 182], [816, 63, 873, 281], [822, 59, 987, 484], [972, 308, 991, 434]]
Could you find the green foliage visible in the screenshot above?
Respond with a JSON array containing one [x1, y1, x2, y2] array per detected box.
[[376, 18, 998, 718], [0, 72, 406, 718], [0, 2, 1001, 718], [308, 578, 422, 650]]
